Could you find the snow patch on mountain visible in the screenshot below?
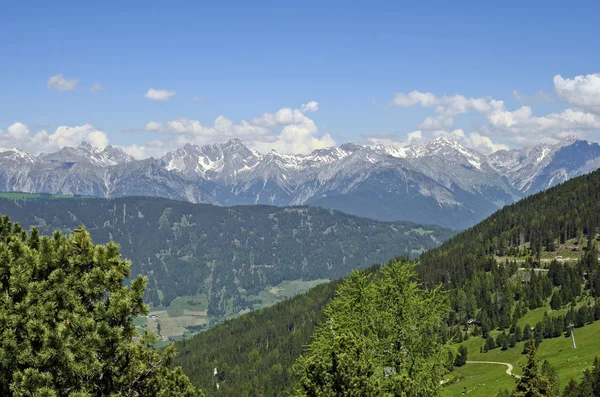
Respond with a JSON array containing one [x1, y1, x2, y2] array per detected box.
[[0, 135, 599, 228]]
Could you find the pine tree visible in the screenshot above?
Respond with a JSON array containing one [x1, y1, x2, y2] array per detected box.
[[514, 340, 552, 396], [561, 379, 580, 397], [485, 336, 496, 351], [588, 357, 600, 396], [550, 292, 563, 310], [499, 332, 509, 351], [293, 260, 449, 396], [575, 369, 595, 396], [454, 345, 468, 367], [541, 360, 559, 396], [0, 221, 203, 396], [515, 325, 523, 342]]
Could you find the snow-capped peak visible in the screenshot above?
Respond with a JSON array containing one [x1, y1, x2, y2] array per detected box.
[[160, 139, 262, 178], [0, 148, 37, 163]]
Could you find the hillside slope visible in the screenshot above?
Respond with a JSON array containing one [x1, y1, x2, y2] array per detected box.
[[0, 195, 452, 320], [172, 168, 600, 395], [419, 167, 600, 288], [173, 273, 348, 397]]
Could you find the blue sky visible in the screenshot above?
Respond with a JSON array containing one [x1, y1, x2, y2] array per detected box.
[[1, 0, 600, 157]]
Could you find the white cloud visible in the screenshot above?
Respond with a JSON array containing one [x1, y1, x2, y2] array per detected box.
[[407, 130, 422, 143], [119, 144, 147, 159], [126, 101, 333, 158], [393, 91, 439, 107], [418, 115, 454, 130], [392, 81, 600, 148], [359, 132, 404, 146], [0, 123, 108, 154], [47, 74, 79, 91], [360, 129, 424, 146], [90, 82, 103, 92], [144, 88, 176, 101], [192, 96, 204, 102], [487, 106, 600, 145], [468, 132, 509, 152], [554, 73, 600, 113], [484, 106, 600, 146], [361, 128, 506, 154], [301, 101, 319, 113], [7, 122, 29, 139], [393, 91, 504, 116]]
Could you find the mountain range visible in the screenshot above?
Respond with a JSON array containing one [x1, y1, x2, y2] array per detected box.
[[0, 195, 452, 317], [1, 136, 599, 229]]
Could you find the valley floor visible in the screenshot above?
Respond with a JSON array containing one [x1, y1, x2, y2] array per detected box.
[[134, 279, 330, 343]]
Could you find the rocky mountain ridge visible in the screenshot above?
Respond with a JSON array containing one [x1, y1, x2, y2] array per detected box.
[[1, 136, 598, 228]]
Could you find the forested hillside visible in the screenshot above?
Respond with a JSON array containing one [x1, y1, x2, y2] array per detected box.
[[173, 271, 348, 396], [0, 195, 452, 321], [420, 167, 600, 283], [419, 168, 600, 332], [173, 169, 600, 395]]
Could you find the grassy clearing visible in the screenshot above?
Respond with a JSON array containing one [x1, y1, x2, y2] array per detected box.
[[144, 309, 207, 339], [139, 279, 330, 342], [444, 363, 515, 396], [164, 293, 209, 317], [252, 279, 330, 309], [444, 320, 600, 396], [516, 295, 596, 330], [493, 237, 595, 264], [136, 294, 210, 341], [405, 227, 434, 236]]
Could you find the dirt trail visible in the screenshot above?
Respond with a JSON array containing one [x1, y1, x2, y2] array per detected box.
[[466, 361, 521, 379]]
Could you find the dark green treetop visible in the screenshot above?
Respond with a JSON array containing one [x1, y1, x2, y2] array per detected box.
[[0, 216, 203, 396]]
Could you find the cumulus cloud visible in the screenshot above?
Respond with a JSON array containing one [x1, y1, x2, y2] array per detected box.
[[122, 101, 333, 158], [393, 91, 504, 116], [0, 123, 108, 154], [392, 77, 600, 148], [418, 115, 454, 130], [301, 101, 319, 113], [468, 132, 509, 152], [144, 88, 176, 101], [7, 122, 29, 139], [90, 82, 103, 92], [486, 106, 600, 145], [360, 128, 505, 154], [47, 74, 79, 91], [554, 73, 600, 113]]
